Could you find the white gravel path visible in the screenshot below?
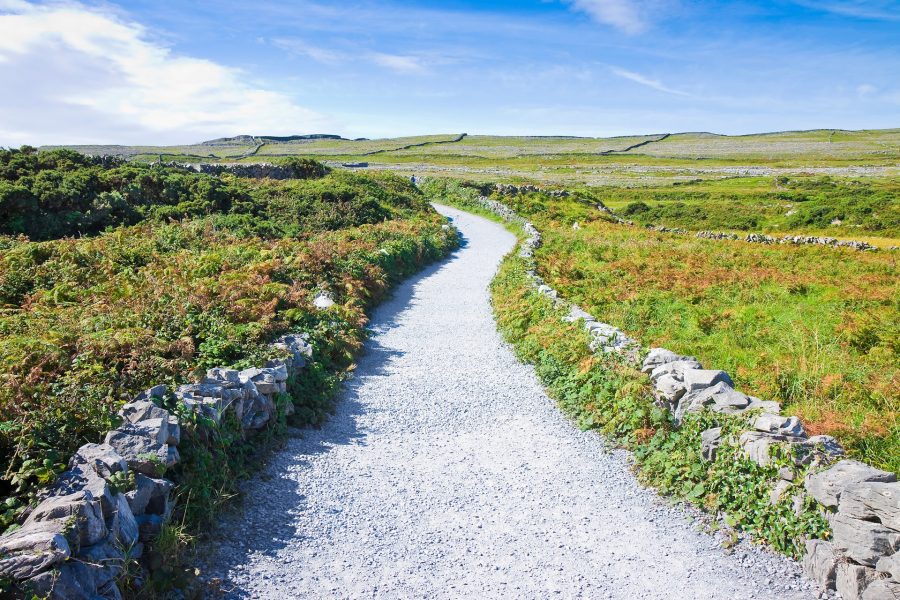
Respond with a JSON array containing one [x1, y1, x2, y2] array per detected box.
[[201, 205, 817, 599]]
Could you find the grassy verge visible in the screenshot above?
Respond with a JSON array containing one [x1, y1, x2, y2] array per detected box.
[[488, 241, 830, 560], [475, 188, 898, 474]]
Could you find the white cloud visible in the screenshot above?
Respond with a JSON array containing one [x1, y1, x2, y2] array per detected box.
[[610, 67, 693, 96], [565, 0, 647, 34], [0, 1, 338, 145], [792, 1, 900, 21], [368, 52, 427, 74], [270, 37, 431, 75]]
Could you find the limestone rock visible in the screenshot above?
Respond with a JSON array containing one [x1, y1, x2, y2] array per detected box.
[[313, 291, 335, 309], [682, 369, 734, 394], [641, 348, 695, 374], [649, 359, 702, 383], [803, 539, 839, 589], [0, 520, 72, 580], [754, 413, 806, 438], [109, 492, 139, 548], [861, 578, 900, 600], [104, 424, 170, 477], [119, 400, 168, 424], [69, 443, 127, 479], [806, 461, 897, 509], [653, 373, 686, 405], [126, 474, 173, 517], [25, 491, 107, 547], [770, 480, 792, 505], [837, 562, 879, 600], [676, 382, 753, 424], [876, 554, 900, 580], [166, 416, 180, 446], [831, 513, 900, 567], [840, 482, 900, 532], [701, 427, 723, 461]]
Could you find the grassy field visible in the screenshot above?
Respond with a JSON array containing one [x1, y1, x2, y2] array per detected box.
[[0, 148, 457, 538], [491, 188, 898, 473]]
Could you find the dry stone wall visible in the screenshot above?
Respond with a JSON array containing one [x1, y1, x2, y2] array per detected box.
[[473, 195, 900, 600], [0, 334, 313, 599]]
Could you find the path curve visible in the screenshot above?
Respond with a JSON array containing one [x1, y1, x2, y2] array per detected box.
[[202, 206, 816, 599]]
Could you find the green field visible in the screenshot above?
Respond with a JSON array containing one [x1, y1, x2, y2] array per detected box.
[[484, 187, 898, 473]]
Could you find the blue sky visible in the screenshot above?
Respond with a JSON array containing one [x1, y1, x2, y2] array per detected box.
[[0, 0, 898, 144]]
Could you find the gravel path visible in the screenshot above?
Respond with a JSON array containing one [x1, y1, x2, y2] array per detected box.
[[201, 205, 817, 599]]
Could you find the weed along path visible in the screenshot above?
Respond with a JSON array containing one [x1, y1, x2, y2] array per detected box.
[[202, 206, 816, 599]]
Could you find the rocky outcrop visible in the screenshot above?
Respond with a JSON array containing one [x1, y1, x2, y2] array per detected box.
[[0, 334, 314, 598]]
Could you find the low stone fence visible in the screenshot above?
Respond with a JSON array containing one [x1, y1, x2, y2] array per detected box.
[[472, 195, 900, 600], [157, 162, 298, 180], [0, 333, 314, 599], [647, 225, 881, 252]]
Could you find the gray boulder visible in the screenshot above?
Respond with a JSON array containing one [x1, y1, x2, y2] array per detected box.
[[701, 427, 723, 461], [641, 348, 695, 374], [840, 482, 900, 531], [806, 461, 897, 509], [876, 554, 900, 580], [649, 359, 703, 383], [126, 474, 173, 517], [109, 492, 139, 548], [682, 369, 734, 394], [0, 520, 72, 579], [119, 400, 168, 424], [837, 562, 879, 600], [831, 513, 900, 567], [754, 413, 806, 438], [25, 490, 107, 547], [676, 382, 753, 424], [104, 424, 170, 477], [69, 443, 127, 478], [861, 578, 900, 600], [653, 373, 686, 405], [803, 539, 839, 589]]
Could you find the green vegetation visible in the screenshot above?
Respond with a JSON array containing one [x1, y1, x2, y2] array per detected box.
[[0, 149, 458, 547], [488, 249, 830, 558], [610, 176, 900, 239], [479, 187, 898, 473]]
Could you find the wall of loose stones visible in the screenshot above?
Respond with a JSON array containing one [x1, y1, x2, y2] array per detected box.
[[0, 331, 316, 599], [474, 194, 900, 600]]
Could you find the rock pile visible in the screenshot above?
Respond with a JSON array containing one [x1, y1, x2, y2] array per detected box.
[[472, 195, 900, 599], [0, 334, 313, 599], [803, 463, 900, 599]]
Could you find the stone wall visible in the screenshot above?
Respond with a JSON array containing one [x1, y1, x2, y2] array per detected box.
[[472, 195, 900, 600], [0, 334, 314, 599], [157, 162, 299, 180]]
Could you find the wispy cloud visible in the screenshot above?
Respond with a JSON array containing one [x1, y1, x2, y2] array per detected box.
[[564, 0, 648, 34], [793, 1, 900, 20], [368, 52, 427, 74], [271, 37, 343, 64], [610, 67, 693, 96], [0, 1, 337, 144], [271, 36, 433, 75]]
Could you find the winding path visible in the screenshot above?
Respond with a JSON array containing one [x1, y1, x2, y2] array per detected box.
[[202, 206, 816, 599]]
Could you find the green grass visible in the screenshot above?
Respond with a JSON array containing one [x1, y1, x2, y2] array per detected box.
[[481, 187, 898, 474]]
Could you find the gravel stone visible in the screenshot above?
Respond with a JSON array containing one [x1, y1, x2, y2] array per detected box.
[[200, 206, 817, 599]]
